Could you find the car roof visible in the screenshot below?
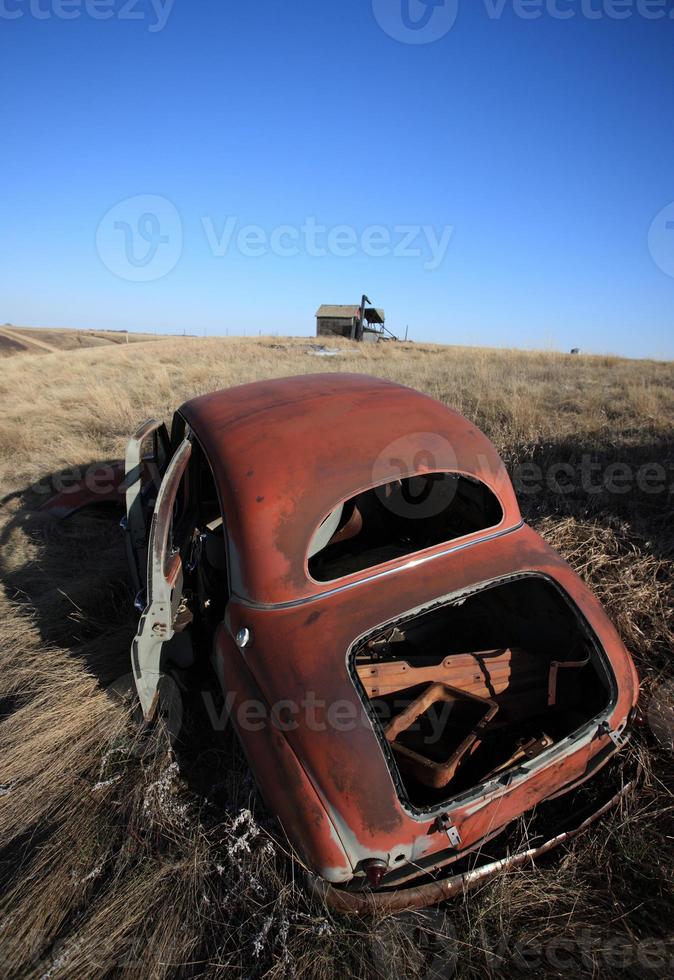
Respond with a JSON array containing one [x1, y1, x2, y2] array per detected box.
[[179, 373, 521, 605]]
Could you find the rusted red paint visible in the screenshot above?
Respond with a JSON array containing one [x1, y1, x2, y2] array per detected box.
[[179, 374, 520, 604], [308, 777, 636, 914], [214, 523, 637, 884], [51, 374, 639, 907], [357, 647, 548, 700], [384, 683, 498, 789], [176, 375, 639, 903]]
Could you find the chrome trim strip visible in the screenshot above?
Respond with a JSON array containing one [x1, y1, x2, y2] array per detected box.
[[233, 521, 525, 611]]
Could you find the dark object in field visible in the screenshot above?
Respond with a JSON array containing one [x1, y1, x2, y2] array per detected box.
[[44, 374, 639, 912]]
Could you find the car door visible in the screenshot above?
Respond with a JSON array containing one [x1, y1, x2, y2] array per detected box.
[[122, 418, 171, 596], [131, 437, 192, 721]]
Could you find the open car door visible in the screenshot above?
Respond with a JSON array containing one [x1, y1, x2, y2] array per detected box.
[[131, 438, 192, 721], [123, 418, 171, 596]]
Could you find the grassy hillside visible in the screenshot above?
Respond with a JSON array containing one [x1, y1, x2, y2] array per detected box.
[[0, 337, 672, 978], [0, 325, 164, 357]]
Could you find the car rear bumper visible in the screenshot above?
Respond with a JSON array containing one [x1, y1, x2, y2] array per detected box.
[[308, 758, 637, 914]]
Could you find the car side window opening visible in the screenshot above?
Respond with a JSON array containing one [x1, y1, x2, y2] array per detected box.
[[308, 473, 503, 582]]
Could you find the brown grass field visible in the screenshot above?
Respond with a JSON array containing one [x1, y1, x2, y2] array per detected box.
[[0, 333, 672, 978], [0, 324, 162, 357]]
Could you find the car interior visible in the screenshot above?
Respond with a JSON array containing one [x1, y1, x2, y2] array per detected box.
[[353, 577, 612, 808], [159, 430, 230, 669], [308, 472, 504, 582]]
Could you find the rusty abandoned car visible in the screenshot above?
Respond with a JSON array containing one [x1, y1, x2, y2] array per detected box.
[[46, 374, 639, 912]]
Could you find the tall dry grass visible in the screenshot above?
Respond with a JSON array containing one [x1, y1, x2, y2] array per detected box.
[[0, 336, 672, 978]]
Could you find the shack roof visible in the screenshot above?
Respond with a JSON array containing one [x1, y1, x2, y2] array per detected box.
[[315, 305, 385, 323], [315, 305, 360, 319]]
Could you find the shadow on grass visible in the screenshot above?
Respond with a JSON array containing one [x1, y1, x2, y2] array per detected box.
[[0, 461, 254, 867], [0, 451, 672, 978], [506, 428, 674, 558]]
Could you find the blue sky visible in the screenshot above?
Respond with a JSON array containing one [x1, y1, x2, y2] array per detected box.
[[1, 0, 673, 358]]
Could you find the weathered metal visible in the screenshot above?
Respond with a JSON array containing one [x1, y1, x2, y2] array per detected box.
[[356, 646, 547, 699], [306, 776, 636, 914], [384, 682, 498, 789], [213, 528, 637, 885], [179, 374, 521, 605], [131, 438, 192, 721], [178, 375, 638, 902], [124, 417, 168, 592], [44, 373, 640, 909]]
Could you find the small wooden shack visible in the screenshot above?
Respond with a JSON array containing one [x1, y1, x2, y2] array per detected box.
[[315, 300, 385, 342]]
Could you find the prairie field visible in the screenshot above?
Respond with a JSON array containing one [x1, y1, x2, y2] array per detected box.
[[0, 334, 673, 978], [0, 324, 162, 358]]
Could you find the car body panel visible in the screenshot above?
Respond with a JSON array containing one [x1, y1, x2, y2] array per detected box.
[[213, 621, 352, 881], [178, 373, 521, 605], [132, 438, 192, 720], [43, 373, 639, 905], [215, 521, 637, 883]]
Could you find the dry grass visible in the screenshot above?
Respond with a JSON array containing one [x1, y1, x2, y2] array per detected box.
[[0, 335, 672, 978], [0, 325, 164, 358]]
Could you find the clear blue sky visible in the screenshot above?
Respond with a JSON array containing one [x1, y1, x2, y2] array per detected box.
[[2, 1, 673, 358]]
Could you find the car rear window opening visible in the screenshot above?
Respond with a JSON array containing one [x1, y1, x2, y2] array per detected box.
[[308, 472, 503, 582]]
